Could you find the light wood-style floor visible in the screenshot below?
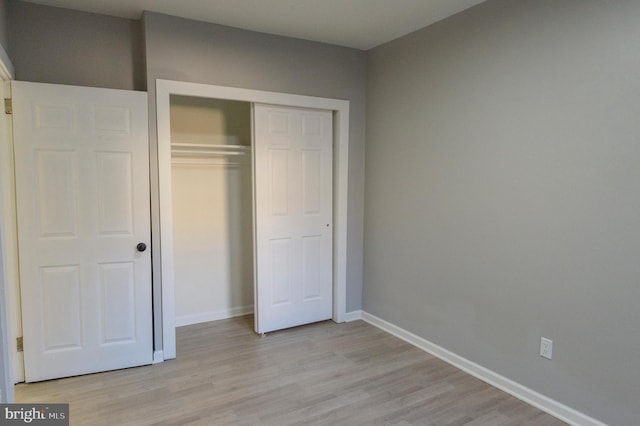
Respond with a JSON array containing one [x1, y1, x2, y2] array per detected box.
[[16, 317, 565, 425]]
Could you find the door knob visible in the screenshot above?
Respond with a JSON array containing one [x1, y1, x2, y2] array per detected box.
[[136, 243, 147, 252]]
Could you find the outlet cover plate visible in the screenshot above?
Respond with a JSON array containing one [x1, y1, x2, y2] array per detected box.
[[540, 337, 553, 359]]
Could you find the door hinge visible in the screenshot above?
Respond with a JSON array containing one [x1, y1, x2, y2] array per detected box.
[[16, 336, 23, 352], [4, 98, 12, 114]]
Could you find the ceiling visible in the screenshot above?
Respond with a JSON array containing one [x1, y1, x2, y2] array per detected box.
[[19, 0, 487, 50]]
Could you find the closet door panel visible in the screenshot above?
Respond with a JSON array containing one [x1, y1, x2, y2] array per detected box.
[[254, 104, 333, 334], [268, 149, 290, 217], [302, 149, 323, 215]]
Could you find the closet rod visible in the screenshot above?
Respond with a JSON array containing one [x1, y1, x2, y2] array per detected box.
[[171, 143, 251, 151], [172, 159, 247, 166], [171, 149, 248, 156]]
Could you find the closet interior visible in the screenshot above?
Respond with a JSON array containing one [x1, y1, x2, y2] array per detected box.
[[169, 95, 254, 326]]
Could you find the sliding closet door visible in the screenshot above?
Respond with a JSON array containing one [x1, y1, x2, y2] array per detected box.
[[253, 104, 333, 334]]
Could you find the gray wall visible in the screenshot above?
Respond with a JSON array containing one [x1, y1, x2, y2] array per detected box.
[[7, 1, 144, 90], [143, 12, 366, 317], [364, 0, 640, 424], [0, 0, 9, 55]]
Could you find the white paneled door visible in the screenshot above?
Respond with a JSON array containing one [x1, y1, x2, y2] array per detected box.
[[12, 81, 152, 382], [254, 104, 333, 334]]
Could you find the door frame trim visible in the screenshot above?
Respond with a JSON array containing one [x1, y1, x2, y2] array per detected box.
[[155, 79, 350, 359], [0, 47, 15, 401]]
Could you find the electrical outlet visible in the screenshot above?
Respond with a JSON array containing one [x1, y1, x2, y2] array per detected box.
[[540, 337, 553, 360]]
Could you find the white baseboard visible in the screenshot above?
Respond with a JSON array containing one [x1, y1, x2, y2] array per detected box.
[[152, 350, 164, 364], [176, 305, 254, 327], [360, 311, 606, 426], [344, 310, 362, 322]]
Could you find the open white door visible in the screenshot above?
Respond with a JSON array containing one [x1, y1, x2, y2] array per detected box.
[[253, 104, 333, 334], [12, 81, 152, 382]]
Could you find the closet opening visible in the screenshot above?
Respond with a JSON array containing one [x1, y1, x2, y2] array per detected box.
[[156, 79, 350, 359], [169, 95, 254, 330]]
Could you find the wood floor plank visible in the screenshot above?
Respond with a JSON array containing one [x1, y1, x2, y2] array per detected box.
[[15, 317, 566, 425]]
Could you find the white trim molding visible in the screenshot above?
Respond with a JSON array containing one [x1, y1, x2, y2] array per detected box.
[[175, 306, 254, 328], [0, 59, 15, 402], [361, 311, 606, 426], [152, 350, 164, 364], [344, 310, 363, 322], [156, 79, 350, 360]]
